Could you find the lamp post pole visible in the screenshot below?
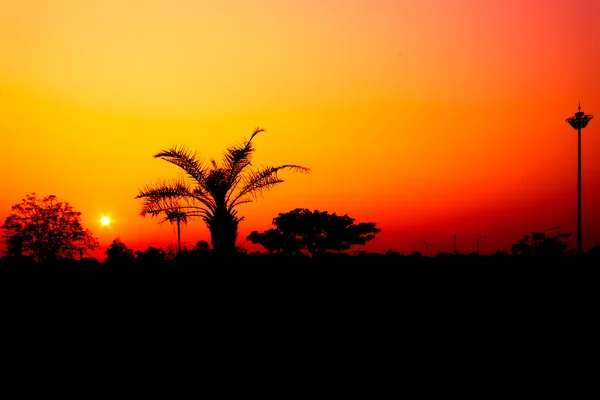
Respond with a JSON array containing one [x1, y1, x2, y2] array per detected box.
[[477, 236, 486, 255], [424, 241, 428, 257], [566, 103, 593, 255]]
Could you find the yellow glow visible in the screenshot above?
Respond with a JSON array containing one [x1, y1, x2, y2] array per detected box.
[[1, 1, 599, 259]]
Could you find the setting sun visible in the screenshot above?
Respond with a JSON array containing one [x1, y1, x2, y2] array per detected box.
[[100, 216, 111, 226]]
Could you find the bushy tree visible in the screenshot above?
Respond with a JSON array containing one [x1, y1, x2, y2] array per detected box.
[[247, 208, 380, 257], [135, 246, 167, 264], [1, 193, 99, 262], [135, 127, 310, 256], [104, 238, 135, 264], [510, 231, 573, 257]]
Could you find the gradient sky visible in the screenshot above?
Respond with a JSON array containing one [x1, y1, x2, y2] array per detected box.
[[1, 0, 599, 260]]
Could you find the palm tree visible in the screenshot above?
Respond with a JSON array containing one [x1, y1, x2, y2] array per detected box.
[[135, 127, 310, 256], [164, 209, 188, 253]]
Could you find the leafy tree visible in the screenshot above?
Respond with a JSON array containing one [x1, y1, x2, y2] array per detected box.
[[510, 231, 573, 257], [104, 237, 135, 264], [1, 193, 99, 262], [135, 127, 310, 256], [246, 208, 380, 257]]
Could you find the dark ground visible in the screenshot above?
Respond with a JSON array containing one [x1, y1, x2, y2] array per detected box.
[[0, 252, 597, 309]]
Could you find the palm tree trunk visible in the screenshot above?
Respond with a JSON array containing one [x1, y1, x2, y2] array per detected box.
[[209, 210, 239, 256]]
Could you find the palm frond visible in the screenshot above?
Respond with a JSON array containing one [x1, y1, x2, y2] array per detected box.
[[229, 164, 310, 208], [139, 196, 213, 221], [222, 127, 264, 186], [135, 179, 194, 202], [154, 146, 208, 184], [135, 179, 214, 220], [157, 209, 189, 225]]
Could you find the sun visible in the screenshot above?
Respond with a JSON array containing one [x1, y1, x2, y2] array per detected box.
[[100, 216, 111, 226]]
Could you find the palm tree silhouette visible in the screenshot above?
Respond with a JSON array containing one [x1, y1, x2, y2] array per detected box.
[[135, 127, 310, 255], [163, 209, 187, 253]]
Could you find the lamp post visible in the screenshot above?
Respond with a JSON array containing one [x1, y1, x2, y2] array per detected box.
[[477, 236, 486, 255], [566, 103, 593, 255], [424, 241, 428, 257]]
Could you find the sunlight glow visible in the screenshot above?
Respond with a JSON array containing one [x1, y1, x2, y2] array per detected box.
[[100, 216, 111, 226]]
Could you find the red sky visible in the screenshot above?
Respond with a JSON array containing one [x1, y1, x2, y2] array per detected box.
[[1, 0, 599, 260]]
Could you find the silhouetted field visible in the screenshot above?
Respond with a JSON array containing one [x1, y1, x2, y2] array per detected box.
[[1, 252, 597, 309]]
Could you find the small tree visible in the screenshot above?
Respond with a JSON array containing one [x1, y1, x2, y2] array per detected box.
[[1, 193, 99, 262], [247, 208, 380, 257]]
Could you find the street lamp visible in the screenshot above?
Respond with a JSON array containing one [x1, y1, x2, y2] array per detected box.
[[424, 241, 428, 257], [566, 103, 593, 255], [477, 236, 486, 255]]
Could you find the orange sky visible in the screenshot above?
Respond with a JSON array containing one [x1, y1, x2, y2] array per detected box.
[[1, 0, 599, 260]]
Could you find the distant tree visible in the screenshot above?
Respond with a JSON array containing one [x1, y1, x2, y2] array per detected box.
[[165, 243, 178, 260], [135, 246, 167, 264], [135, 127, 310, 256], [165, 210, 188, 253], [147, 207, 188, 254], [246, 208, 381, 257], [385, 249, 401, 258], [1, 193, 99, 262], [510, 231, 573, 257], [104, 238, 135, 264], [193, 240, 210, 253], [493, 249, 510, 257]]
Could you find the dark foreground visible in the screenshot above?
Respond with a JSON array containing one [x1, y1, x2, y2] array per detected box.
[[0, 252, 597, 308]]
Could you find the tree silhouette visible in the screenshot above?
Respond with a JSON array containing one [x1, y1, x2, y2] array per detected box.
[[247, 208, 380, 257], [1, 193, 99, 262], [135, 127, 310, 256], [510, 231, 573, 258], [193, 240, 210, 253], [135, 246, 167, 265], [104, 237, 135, 264], [163, 209, 188, 253]]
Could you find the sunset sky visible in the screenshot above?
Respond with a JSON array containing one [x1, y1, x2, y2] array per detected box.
[[1, 0, 599, 260]]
